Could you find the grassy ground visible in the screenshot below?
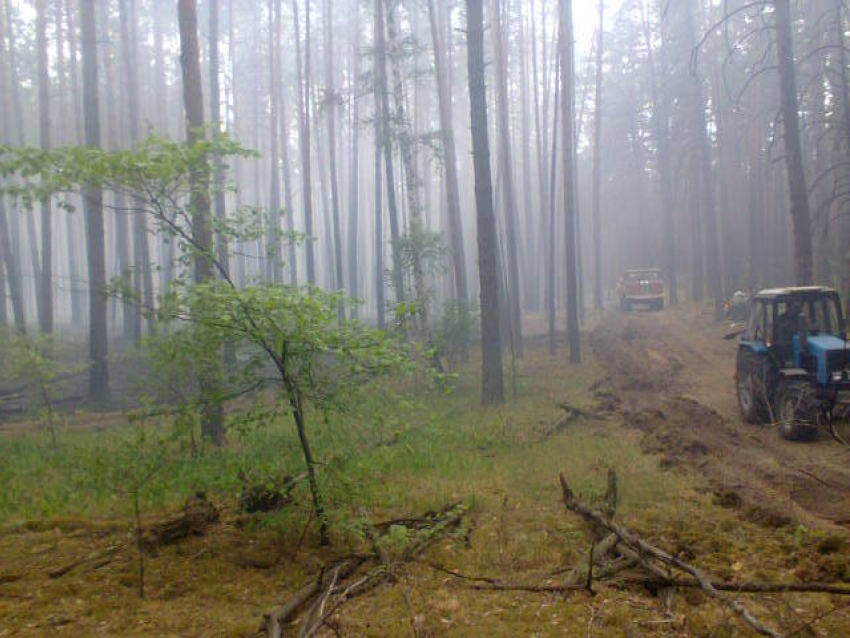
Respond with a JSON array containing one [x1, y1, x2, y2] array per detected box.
[[1, 335, 850, 636]]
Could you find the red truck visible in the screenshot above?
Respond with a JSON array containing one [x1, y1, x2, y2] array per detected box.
[[617, 269, 665, 312]]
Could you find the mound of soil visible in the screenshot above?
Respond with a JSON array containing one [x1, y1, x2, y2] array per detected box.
[[590, 311, 850, 535]]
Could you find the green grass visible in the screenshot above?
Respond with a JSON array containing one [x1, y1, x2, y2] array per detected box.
[[4, 344, 850, 635], [0, 344, 696, 550], [0, 348, 604, 521]]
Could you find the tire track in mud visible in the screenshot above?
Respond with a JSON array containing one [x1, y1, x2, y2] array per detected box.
[[589, 312, 850, 534]]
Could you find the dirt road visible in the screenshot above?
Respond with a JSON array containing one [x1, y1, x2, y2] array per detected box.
[[590, 308, 850, 534]]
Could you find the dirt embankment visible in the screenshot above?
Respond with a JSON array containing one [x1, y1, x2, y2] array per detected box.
[[589, 309, 850, 534]]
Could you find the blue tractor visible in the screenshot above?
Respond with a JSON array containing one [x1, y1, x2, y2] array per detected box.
[[735, 287, 850, 440]]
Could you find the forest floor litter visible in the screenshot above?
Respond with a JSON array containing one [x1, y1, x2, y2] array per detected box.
[[3, 307, 850, 635]]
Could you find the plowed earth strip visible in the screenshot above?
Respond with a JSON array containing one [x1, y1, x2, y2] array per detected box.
[[589, 310, 850, 534]]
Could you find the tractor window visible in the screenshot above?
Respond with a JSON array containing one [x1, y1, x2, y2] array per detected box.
[[765, 303, 775, 345], [811, 296, 843, 337], [774, 301, 800, 345], [748, 301, 765, 341]]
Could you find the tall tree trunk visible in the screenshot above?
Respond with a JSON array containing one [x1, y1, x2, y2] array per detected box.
[[427, 0, 468, 317], [0, 0, 25, 331], [559, 0, 581, 363], [547, 52, 560, 355], [490, 0, 523, 358], [683, 0, 722, 319], [278, 4, 297, 286], [80, 0, 109, 402], [65, 0, 83, 142], [467, 0, 504, 405], [324, 0, 344, 319], [120, 0, 153, 340], [373, 14, 386, 328], [0, 199, 24, 331], [347, 2, 360, 316], [268, 0, 283, 282], [60, 0, 85, 326], [642, 1, 677, 304], [374, 0, 405, 307], [774, 0, 813, 285], [292, 0, 316, 285], [102, 13, 133, 341], [834, 0, 850, 299], [518, 2, 537, 313], [386, 0, 427, 327], [591, 0, 604, 312], [210, 0, 231, 291], [178, 0, 225, 445], [4, 0, 42, 323], [36, 0, 54, 334]]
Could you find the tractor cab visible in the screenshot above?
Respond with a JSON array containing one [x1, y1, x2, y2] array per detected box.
[[736, 287, 850, 440]]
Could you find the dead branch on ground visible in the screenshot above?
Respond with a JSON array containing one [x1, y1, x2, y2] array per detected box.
[[560, 472, 783, 638], [261, 503, 467, 637]]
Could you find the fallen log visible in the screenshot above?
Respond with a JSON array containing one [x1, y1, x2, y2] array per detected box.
[[560, 472, 784, 638], [143, 493, 219, 548]]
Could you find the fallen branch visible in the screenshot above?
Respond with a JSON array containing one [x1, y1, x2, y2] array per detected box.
[[262, 555, 368, 638], [829, 421, 850, 448], [625, 576, 850, 596], [538, 403, 608, 440], [48, 546, 120, 579], [560, 472, 784, 638], [373, 502, 463, 534], [472, 581, 589, 593], [262, 503, 467, 636], [299, 566, 340, 638]]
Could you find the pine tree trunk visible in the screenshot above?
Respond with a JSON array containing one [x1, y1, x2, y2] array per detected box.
[[548, 52, 560, 355], [267, 0, 283, 282], [278, 3, 297, 286], [80, 0, 109, 402], [386, 0, 427, 327], [60, 0, 85, 326], [120, 0, 153, 340], [36, 0, 54, 334], [210, 0, 231, 291], [642, 4, 677, 304], [683, 0, 722, 318], [591, 0, 604, 312], [347, 2, 360, 316], [373, 15, 386, 328], [467, 0, 504, 404], [774, 0, 813, 285], [292, 0, 316, 285], [427, 0, 468, 317], [374, 0, 405, 307], [324, 0, 344, 319], [559, 0, 581, 363], [490, 0, 523, 358], [178, 0, 225, 445]]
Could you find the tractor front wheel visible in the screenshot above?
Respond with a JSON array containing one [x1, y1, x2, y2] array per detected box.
[[776, 380, 818, 441]]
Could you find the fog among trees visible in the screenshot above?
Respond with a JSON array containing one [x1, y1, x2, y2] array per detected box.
[[3, 0, 850, 634], [0, 0, 844, 386]]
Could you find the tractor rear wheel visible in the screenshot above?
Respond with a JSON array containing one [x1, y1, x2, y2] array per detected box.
[[776, 380, 818, 441], [736, 350, 769, 424]]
